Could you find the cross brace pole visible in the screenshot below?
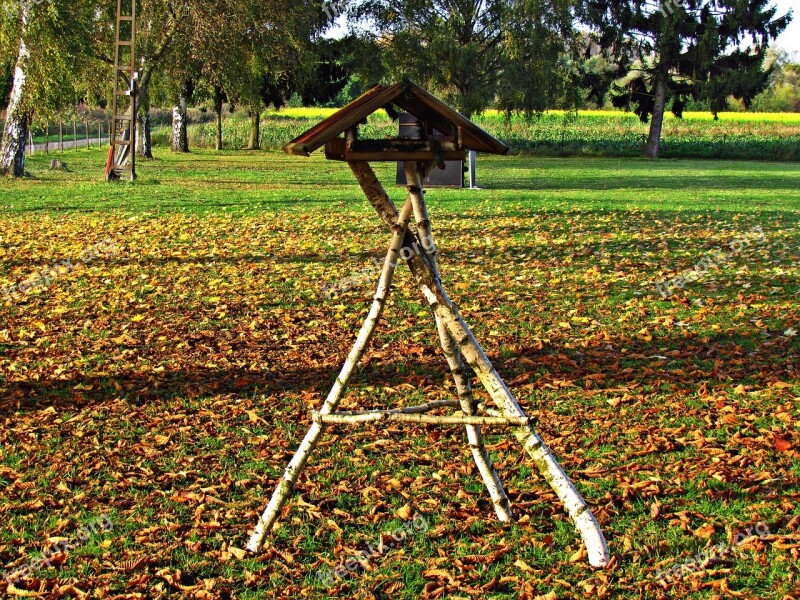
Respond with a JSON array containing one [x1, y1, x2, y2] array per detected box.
[[245, 161, 610, 569]]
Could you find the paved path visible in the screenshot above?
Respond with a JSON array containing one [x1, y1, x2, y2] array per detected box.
[[29, 137, 110, 154]]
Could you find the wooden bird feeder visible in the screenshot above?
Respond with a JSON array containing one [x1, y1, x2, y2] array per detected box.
[[246, 82, 610, 568]]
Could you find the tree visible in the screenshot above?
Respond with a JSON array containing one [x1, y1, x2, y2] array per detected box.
[[154, 0, 320, 152], [230, 0, 320, 150], [353, 0, 580, 118], [581, 0, 792, 158], [752, 48, 800, 112], [128, 1, 185, 158], [0, 0, 104, 176], [299, 36, 368, 107]]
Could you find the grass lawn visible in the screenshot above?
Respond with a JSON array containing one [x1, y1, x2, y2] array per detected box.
[[0, 147, 798, 598]]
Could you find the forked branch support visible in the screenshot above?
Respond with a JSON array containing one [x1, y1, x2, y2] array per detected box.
[[246, 82, 609, 569]]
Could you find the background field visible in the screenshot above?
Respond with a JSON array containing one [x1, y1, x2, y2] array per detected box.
[[0, 149, 798, 598], [13, 108, 800, 161], [157, 109, 800, 161]]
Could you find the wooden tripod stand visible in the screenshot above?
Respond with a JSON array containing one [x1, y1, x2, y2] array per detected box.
[[246, 159, 610, 568]]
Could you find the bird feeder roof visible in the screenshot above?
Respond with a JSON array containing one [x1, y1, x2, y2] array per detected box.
[[283, 81, 509, 157]]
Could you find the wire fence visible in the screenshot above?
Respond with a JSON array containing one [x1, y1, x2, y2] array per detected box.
[[24, 119, 110, 154]]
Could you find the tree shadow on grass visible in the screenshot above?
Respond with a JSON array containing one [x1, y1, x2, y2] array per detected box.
[[2, 318, 796, 420]]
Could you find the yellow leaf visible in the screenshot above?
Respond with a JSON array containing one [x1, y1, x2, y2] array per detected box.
[[514, 558, 534, 572], [695, 523, 716, 538], [396, 504, 412, 520], [569, 545, 587, 562], [132, 315, 145, 322]]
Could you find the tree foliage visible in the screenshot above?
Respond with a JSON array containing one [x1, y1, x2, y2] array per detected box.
[[353, 0, 581, 117], [0, 0, 106, 118], [751, 48, 800, 112], [580, 0, 791, 156]]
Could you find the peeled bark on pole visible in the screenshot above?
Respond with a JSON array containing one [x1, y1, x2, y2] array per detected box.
[[403, 161, 513, 522], [0, 4, 31, 177], [171, 94, 189, 153], [351, 160, 611, 569], [246, 198, 415, 553], [644, 70, 667, 159], [435, 313, 515, 520]]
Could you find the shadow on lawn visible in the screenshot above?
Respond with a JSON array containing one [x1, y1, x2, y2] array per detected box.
[[1, 321, 796, 420]]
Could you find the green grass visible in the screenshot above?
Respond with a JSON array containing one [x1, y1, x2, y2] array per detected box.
[[2, 147, 799, 214], [0, 147, 798, 599], [14, 107, 800, 159]]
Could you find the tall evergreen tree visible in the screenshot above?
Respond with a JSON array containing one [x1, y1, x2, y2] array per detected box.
[[581, 0, 792, 157]]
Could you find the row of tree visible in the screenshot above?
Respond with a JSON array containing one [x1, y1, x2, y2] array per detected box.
[[0, 0, 793, 176]]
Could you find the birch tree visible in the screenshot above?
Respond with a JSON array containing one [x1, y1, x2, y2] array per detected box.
[[0, 0, 103, 176]]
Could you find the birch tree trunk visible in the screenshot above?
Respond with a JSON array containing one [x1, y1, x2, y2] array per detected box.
[[351, 160, 611, 569], [136, 82, 153, 158], [171, 94, 189, 153], [644, 69, 667, 159], [0, 4, 31, 178], [248, 109, 261, 150]]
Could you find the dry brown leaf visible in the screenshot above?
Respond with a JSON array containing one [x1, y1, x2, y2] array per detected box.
[[396, 504, 412, 520], [695, 523, 716, 539]]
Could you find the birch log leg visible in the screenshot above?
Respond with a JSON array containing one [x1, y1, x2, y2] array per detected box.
[[435, 315, 513, 521], [246, 197, 413, 553], [402, 161, 513, 522], [351, 161, 610, 568]]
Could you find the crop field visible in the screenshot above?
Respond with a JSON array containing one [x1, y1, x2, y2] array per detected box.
[[14, 108, 800, 161], [163, 108, 800, 161], [0, 148, 798, 598]]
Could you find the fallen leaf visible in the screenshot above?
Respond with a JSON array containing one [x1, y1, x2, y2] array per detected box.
[[695, 523, 716, 539]]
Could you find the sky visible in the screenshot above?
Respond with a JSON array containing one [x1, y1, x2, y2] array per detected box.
[[326, 1, 799, 61], [773, 0, 799, 59]]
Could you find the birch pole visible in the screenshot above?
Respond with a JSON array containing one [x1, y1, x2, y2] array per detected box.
[[353, 160, 610, 568], [404, 161, 513, 522], [246, 198, 414, 553]]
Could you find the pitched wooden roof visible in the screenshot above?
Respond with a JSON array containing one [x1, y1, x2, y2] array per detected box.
[[283, 82, 509, 157]]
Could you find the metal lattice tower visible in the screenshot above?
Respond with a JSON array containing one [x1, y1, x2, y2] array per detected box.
[[105, 0, 137, 182]]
